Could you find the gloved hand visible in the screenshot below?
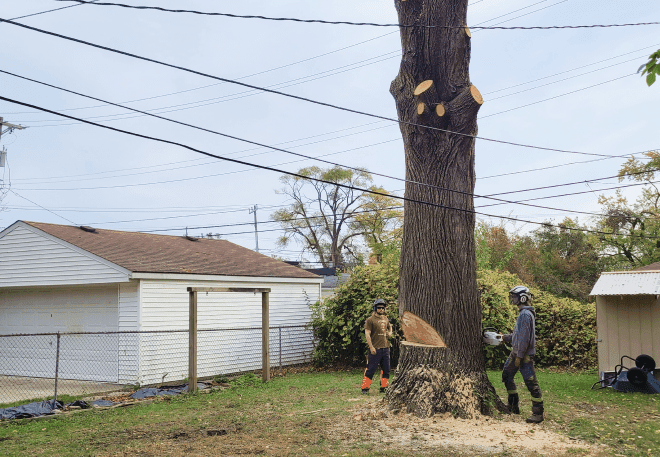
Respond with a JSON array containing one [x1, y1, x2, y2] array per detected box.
[[515, 357, 522, 368]]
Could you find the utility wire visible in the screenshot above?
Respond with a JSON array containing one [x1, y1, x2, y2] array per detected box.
[[4, 68, 658, 208], [1, 95, 657, 240], [1, 68, 604, 214], [56, 1, 660, 30], [0, 17, 619, 159], [8, 0, 100, 21], [8, 190, 77, 225], [5, 68, 659, 220], [3, 0, 569, 119]]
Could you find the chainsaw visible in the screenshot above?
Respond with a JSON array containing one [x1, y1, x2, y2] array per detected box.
[[482, 327, 503, 346]]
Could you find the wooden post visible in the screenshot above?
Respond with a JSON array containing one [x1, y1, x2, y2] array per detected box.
[[186, 287, 272, 384], [188, 289, 198, 393], [262, 291, 270, 382]]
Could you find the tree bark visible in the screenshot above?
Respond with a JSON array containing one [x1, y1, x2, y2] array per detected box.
[[387, 0, 505, 417]]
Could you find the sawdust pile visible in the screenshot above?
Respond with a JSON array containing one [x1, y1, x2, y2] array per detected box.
[[347, 402, 598, 456], [388, 367, 481, 418]]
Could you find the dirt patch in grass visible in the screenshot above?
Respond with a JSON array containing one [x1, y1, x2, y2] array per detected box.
[[330, 400, 602, 456]]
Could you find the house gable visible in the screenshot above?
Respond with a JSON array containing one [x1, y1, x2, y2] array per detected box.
[[0, 222, 130, 287]]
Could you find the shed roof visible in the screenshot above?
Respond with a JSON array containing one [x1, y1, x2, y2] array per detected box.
[[21, 221, 320, 280], [590, 271, 660, 296]]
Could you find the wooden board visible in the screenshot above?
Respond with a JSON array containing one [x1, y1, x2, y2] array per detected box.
[[401, 311, 446, 347]]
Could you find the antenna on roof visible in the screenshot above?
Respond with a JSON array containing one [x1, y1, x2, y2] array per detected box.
[[79, 226, 97, 233]]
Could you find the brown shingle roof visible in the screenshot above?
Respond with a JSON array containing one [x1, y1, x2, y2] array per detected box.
[[23, 221, 319, 279], [634, 262, 660, 271]]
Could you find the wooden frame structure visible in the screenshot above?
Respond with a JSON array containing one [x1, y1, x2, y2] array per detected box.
[[186, 287, 271, 392]]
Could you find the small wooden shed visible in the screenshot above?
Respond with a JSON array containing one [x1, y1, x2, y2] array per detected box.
[[590, 263, 660, 379]]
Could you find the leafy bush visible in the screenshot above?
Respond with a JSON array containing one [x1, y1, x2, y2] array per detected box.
[[311, 249, 597, 370], [478, 269, 597, 369], [309, 242, 401, 367]]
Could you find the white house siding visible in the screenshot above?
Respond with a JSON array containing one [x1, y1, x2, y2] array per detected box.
[[0, 224, 129, 288], [118, 281, 140, 385], [0, 285, 120, 382], [136, 278, 320, 385]]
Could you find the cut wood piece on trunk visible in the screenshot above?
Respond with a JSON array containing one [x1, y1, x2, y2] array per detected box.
[[470, 85, 484, 105], [401, 311, 446, 347], [464, 26, 472, 38], [417, 103, 427, 115], [400, 341, 447, 349], [413, 80, 434, 96], [435, 103, 446, 117]]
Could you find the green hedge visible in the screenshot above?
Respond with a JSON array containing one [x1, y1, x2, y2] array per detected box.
[[309, 260, 402, 367], [311, 265, 597, 370], [479, 269, 597, 369]]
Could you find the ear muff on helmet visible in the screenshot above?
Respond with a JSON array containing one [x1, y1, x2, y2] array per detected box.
[[509, 285, 531, 304]]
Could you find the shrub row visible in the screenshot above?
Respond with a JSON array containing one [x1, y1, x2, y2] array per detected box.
[[310, 265, 597, 370]]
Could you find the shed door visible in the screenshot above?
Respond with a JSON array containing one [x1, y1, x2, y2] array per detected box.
[[0, 286, 119, 382]]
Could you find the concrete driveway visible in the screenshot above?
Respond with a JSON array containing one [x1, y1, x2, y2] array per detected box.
[[0, 375, 125, 405]]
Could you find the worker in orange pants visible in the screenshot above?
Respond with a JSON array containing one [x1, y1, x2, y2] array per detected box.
[[361, 299, 392, 394]]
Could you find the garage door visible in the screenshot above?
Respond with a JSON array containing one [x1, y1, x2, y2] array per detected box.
[[0, 286, 119, 382]]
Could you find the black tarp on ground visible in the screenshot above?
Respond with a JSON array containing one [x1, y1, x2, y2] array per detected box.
[[0, 383, 209, 420], [0, 400, 63, 420], [130, 383, 208, 399]]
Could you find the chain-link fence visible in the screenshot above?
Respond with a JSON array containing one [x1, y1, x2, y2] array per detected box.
[[0, 325, 314, 406]]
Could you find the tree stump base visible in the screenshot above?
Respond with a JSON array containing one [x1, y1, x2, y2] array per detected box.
[[386, 344, 505, 418]]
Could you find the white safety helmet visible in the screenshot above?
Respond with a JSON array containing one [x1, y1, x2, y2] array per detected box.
[[509, 285, 531, 304]]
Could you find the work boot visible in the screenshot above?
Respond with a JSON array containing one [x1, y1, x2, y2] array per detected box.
[[507, 393, 520, 415], [526, 401, 544, 423], [361, 389, 370, 395]]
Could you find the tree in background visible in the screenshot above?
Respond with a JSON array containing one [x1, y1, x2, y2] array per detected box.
[[352, 189, 403, 258], [639, 50, 659, 86], [272, 166, 398, 269], [476, 219, 604, 303], [594, 151, 660, 269]]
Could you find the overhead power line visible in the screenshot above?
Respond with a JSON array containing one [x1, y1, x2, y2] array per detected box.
[[0, 17, 621, 159], [56, 1, 660, 30], [4, 68, 659, 218], [4, 0, 568, 120], [2, 95, 658, 241], [8, 0, 100, 21]]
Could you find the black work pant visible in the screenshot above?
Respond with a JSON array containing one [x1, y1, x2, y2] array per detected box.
[[502, 351, 543, 413], [365, 347, 390, 380]]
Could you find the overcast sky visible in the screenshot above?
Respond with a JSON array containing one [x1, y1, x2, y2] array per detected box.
[[0, 0, 658, 263]]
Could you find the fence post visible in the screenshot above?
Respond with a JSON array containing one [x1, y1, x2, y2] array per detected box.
[[53, 332, 61, 406], [279, 327, 282, 373], [262, 291, 270, 382], [188, 289, 198, 393]]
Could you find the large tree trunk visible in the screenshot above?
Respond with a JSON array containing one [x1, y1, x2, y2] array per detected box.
[[387, 0, 505, 417]]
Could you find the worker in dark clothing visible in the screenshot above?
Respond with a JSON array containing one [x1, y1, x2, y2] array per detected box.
[[501, 285, 544, 424], [361, 298, 392, 394]]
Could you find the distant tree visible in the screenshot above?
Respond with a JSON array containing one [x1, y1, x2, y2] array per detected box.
[[351, 189, 403, 257], [593, 151, 660, 268], [639, 50, 660, 86], [272, 166, 397, 269], [476, 219, 604, 302]]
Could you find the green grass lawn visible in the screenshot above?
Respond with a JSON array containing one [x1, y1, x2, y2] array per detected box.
[[1, 369, 659, 456]]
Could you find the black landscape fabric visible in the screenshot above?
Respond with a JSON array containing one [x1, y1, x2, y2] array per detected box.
[[130, 383, 207, 399], [0, 400, 63, 420]]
